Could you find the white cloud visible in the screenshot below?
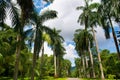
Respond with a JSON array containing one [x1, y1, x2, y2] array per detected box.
[[43, 0, 101, 41], [44, 42, 53, 56], [42, 0, 118, 66], [63, 43, 79, 66], [42, 0, 84, 66], [43, 0, 84, 41]]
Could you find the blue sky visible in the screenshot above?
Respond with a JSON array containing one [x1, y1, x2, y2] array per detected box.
[[32, 0, 120, 66], [33, 0, 50, 13]]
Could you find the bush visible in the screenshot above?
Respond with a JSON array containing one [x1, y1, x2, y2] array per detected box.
[[107, 74, 116, 79]]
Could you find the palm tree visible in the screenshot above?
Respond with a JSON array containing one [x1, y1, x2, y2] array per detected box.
[[56, 42, 66, 77], [63, 59, 71, 77], [74, 30, 86, 78], [29, 10, 57, 80], [90, 9, 106, 80], [99, 0, 120, 59], [49, 28, 64, 77], [74, 29, 95, 78], [77, 0, 105, 79], [39, 28, 54, 78], [13, 7, 32, 80], [101, 0, 120, 22], [75, 58, 82, 77]]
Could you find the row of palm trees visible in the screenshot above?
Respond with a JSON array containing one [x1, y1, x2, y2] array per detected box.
[[0, 0, 35, 79], [0, 0, 66, 80], [74, 0, 120, 79]]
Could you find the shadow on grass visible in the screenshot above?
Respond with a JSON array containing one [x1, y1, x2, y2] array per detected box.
[[0, 77, 12, 80]]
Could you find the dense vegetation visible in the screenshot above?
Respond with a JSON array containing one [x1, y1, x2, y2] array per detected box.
[[0, 0, 120, 80], [73, 49, 120, 79]]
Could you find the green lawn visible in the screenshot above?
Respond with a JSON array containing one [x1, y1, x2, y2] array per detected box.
[[0, 77, 116, 80], [55, 78, 67, 80], [0, 77, 67, 80]]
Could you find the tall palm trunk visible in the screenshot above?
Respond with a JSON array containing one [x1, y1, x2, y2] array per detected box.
[[81, 55, 85, 78], [54, 52, 57, 77], [14, 34, 22, 80], [84, 52, 89, 78], [31, 45, 37, 80], [108, 16, 120, 60], [79, 61, 81, 77], [92, 27, 105, 79], [57, 55, 60, 77], [40, 42, 44, 78], [85, 53, 88, 69], [88, 43, 95, 78], [31, 29, 39, 80]]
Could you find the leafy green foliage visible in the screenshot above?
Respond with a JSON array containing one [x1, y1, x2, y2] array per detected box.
[[74, 49, 120, 79], [100, 50, 120, 79]]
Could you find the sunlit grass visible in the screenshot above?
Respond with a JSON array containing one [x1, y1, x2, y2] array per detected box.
[[0, 77, 67, 80], [55, 78, 67, 80]]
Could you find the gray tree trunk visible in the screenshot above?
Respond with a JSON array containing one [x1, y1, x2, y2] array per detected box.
[[92, 27, 105, 79], [14, 34, 22, 80], [82, 56, 85, 78], [40, 42, 44, 78], [84, 53, 90, 78], [31, 29, 40, 80], [88, 43, 96, 78], [54, 52, 57, 77]]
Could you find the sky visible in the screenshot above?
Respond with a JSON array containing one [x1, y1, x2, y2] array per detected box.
[[33, 0, 120, 66], [6, 0, 120, 67]]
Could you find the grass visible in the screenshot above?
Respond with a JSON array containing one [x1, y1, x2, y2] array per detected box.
[[0, 77, 35, 80], [1, 77, 116, 80], [41, 76, 67, 80], [55, 78, 67, 80], [0, 77, 67, 80], [0, 77, 117, 80]]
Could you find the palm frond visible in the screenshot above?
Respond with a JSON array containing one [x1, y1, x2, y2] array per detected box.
[[77, 13, 85, 25], [0, 0, 7, 25], [23, 28, 34, 39], [8, 2, 21, 28], [102, 22, 111, 39], [29, 11, 39, 24], [76, 6, 84, 10], [74, 29, 94, 53], [88, 3, 100, 10], [75, 29, 83, 32], [43, 0, 54, 3], [40, 10, 57, 23]]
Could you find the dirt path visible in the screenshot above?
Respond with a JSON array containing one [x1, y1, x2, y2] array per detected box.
[[67, 78, 80, 80]]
